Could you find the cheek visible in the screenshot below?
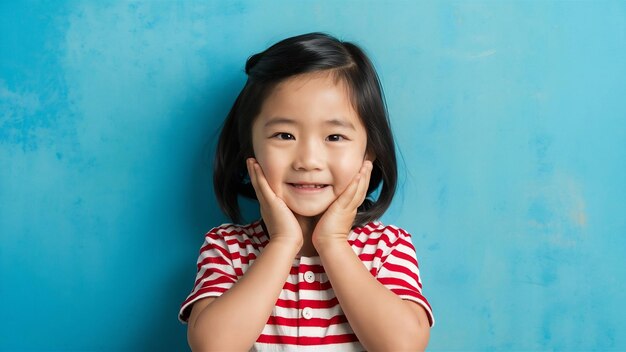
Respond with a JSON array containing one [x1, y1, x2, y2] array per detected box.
[[330, 151, 365, 192], [255, 152, 286, 195], [252, 140, 273, 179]]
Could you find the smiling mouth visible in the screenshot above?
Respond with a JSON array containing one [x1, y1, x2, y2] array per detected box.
[[288, 183, 329, 189]]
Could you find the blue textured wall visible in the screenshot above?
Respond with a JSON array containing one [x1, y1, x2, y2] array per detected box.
[[1, 1, 625, 350]]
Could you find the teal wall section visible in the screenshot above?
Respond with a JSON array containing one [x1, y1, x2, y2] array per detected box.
[[1, 1, 625, 350]]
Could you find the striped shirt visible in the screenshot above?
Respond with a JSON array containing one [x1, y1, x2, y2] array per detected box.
[[179, 220, 434, 351]]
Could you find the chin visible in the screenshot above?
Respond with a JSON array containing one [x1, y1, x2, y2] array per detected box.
[[291, 208, 324, 218], [287, 204, 329, 218]]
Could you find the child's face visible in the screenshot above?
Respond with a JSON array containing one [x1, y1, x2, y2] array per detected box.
[[251, 72, 370, 218]]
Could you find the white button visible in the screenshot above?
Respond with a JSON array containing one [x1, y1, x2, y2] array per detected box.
[[304, 271, 315, 283], [302, 307, 313, 320]]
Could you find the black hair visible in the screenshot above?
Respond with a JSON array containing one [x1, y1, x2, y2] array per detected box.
[[214, 32, 397, 226]]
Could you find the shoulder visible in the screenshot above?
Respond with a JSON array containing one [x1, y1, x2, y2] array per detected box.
[[206, 221, 262, 236], [351, 221, 414, 244], [203, 220, 266, 244]]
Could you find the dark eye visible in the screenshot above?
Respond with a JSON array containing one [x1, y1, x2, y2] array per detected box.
[[272, 132, 295, 140], [327, 134, 346, 142]]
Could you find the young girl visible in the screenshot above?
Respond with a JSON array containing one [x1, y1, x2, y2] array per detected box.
[[179, 32, 434, 351]]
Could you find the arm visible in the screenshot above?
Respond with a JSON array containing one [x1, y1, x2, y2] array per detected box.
[[188, 158, 304, 351], [187, 238, 300, 351], [315, 240, 430, 351], [312, 160, 430, 351]]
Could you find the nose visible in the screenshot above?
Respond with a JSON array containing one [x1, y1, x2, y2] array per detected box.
[[292, 138, 324, 171]]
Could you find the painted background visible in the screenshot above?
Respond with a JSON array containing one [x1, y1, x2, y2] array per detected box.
[[1, 1, 625, 350]]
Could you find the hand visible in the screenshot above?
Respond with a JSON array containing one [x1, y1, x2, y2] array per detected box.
[[312, 160, 373, 249], [246, 158, 303, 248]]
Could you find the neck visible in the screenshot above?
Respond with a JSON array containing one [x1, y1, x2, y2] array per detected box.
[[294, 214, 320, 257]]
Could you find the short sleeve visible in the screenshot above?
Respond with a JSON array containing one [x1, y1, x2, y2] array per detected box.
[[178, 228, 238, 324], [376, 229, 435, 327]]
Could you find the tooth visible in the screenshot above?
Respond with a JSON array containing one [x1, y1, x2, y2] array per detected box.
[[292, 184, 327, 188]]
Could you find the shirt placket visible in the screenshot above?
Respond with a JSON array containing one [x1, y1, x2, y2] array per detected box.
[[298, 256, 323, 347], [296, 257, 304, 346]]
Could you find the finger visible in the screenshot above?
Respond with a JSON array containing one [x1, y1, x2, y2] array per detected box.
[[251, 161, 279, 203], [333, 171, 362, 210], [246, 158, 266, 204], [348, 161, 373, 209], [361, 160, 373, 193]]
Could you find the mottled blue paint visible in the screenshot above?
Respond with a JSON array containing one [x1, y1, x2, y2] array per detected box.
[[1, 1, 625, 351]]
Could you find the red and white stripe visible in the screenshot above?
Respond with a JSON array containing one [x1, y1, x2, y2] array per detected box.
[[179, 221, 434, 351]]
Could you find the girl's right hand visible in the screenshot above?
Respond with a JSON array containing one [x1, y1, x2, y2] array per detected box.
[[246, 158, 303, 249]]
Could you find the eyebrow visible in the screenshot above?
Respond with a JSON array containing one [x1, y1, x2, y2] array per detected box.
[[264, 117, 297, 128], [264, 117, 356, 130], [325, 118, 356, 130]]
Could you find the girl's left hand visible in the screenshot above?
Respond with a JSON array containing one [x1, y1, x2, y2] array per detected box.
[[312, 160, 373, 249]]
